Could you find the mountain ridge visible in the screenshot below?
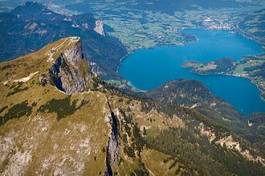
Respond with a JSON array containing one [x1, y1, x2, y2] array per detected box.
[[0, 1, 127, 79]]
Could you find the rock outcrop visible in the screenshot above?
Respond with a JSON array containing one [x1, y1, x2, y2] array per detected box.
[[105, 102, 119, 176], [94, 20, 105, 36], [49, 37, 93, 94]]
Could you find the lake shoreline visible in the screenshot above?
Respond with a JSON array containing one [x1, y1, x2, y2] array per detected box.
[[118, 28, 265, 114]]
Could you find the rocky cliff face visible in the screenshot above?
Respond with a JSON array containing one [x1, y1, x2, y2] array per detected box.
[[105, 103, 119, 176], [49, 37, 93, 94]]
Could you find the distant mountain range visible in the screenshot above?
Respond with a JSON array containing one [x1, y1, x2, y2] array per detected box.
[[0, 2, 127, 79]]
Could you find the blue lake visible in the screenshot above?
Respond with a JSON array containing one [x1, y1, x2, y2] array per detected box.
[[118, 29, 265, 115]]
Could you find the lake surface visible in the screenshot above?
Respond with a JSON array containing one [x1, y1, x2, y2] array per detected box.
[[118, 29, 265, 115]]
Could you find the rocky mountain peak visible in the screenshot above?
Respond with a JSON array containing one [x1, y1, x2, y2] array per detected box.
[[60, 37, 83, 65], [48, 37, 94, 94]]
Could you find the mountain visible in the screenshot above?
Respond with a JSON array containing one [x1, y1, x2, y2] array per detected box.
[[0, 2, 127, 79], [1, 37, 265, 175], [147, 79, 242, 122]]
